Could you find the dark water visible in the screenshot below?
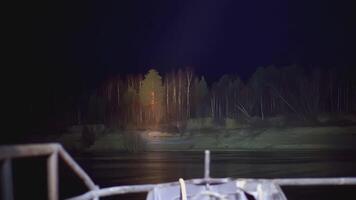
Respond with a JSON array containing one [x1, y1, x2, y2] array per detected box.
[[76, 150, 356, 200], [11, 150, 356, 199]]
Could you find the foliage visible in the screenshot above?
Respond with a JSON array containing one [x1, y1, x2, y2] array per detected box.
[[186, 117, 215, 130], [139, 69, 164, 123], [225, 118, 245, 129], [57, 66, 356, 129], [81, 126, 96, 148], [121, 132, 147, 152], [139, 69, 163, 106]]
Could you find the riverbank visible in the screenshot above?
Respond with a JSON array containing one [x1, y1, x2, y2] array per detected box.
[[51, 125, 356, 153]]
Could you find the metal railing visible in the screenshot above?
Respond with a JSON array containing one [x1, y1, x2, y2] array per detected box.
[[1, 144, 356, 200], [0, 143, 98, 200]]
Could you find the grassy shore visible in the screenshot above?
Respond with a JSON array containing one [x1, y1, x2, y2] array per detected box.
[[51, 125, 356, 153]]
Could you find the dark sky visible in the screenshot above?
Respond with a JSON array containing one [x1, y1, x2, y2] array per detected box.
[[6, 0, 356, 138], [29, 0, 355, 82]]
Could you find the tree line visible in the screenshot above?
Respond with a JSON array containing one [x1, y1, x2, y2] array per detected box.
[[70, 65, 355, 129]]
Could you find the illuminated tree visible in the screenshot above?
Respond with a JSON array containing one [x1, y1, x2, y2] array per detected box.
[[139, 69, 164, 123]]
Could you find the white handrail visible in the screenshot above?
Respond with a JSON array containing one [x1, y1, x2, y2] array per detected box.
[[0, 143, 97, 200], [57, 146, 97, 190], [1, 144, 356, 200], [272, 177, 356, 186]]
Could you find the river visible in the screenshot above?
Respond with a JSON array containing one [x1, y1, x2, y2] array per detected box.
[[73, 150, 356, 199], [11, 150, 356, 199]]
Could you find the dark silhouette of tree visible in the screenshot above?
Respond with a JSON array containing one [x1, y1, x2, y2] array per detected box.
[[192, 76, 209, 118]]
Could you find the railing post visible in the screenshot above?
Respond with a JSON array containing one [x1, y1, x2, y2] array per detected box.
[[1, 159, 13, 200], [91, 185, 100, 200], [47, 151, 58, 200], [204, 150, 210, 179]]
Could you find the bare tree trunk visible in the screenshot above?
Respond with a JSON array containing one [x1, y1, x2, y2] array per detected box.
[[211, 95, 215, 118], [236, 104, 251, 120], [173, 76, 177, 121], [260, 95, 264, 120], [178, 71, 182, 120], [271, 86, 303, 119], [337, 87, 340, 112], [166, 79, 169, 121], [186, 69, 193, 119], [117, 81, 120, 107]]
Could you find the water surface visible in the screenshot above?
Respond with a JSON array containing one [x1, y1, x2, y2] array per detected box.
[[72, 150, 356, 199]]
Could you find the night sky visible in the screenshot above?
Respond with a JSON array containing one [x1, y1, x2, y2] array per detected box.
[[29, 0, 355, 82], [18, 1, 356, 120], [6, 0, 356, 140]]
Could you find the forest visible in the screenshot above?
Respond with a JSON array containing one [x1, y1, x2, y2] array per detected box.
[[54, 65, 356, 131]]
